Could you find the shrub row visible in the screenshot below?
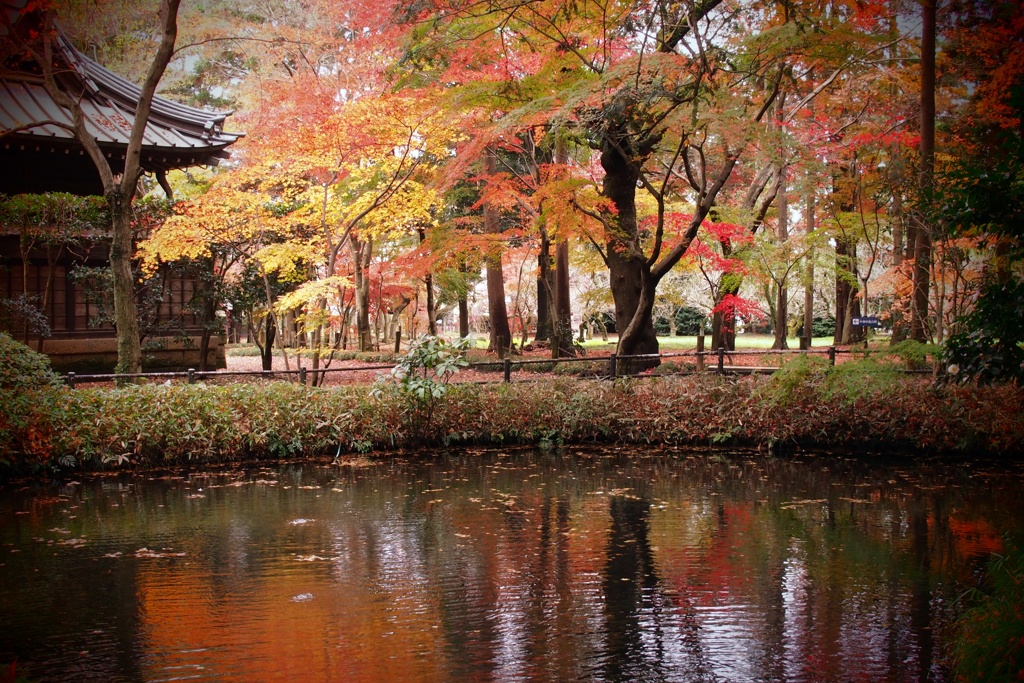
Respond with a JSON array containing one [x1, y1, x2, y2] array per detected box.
[[2, 372, 1022, 475]]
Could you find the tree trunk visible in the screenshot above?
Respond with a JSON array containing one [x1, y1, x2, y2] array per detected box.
[[711, 278, 738, 351], [351, 234, 373, 352], [911, 0, 936, 343], [484, 148, 513, 357], [553, 239, 575, 358], [260, 313, 275, 371], [601, 138, 658, 372], [258, 272, 276, 371], [108, 188, 143, 374], [425, 272, 436, 336], [26, 0, 182, 375], [773, 178, 789, 350], [198, 296, 216, 372], [552, 135, 576, 358], [536, 226, 553, 342], [835, 241, 850, 345], [458, 262, 470, 338], [802, 188, 815, 345]]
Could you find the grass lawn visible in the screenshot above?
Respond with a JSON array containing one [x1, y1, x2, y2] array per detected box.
[[227, 332, 887, 360], [578, 334, 839, 352]]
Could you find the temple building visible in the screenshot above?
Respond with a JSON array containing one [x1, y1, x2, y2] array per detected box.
[[0, 1, 243, 371]]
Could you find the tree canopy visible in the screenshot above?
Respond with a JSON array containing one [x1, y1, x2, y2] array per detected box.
[[9, 0, 1020, 375]]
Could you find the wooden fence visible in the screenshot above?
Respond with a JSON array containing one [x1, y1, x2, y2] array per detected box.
[[62, 345, 934, 388]]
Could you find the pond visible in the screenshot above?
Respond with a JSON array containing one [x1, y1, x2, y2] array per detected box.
[[1, 448, 1022, 682]]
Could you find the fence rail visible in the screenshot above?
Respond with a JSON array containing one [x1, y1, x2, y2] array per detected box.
[[63, 345, 935, 388]]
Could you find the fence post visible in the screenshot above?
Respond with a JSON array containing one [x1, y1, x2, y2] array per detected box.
[[299, 367, 307, 386], [717, 347, 725, 374], [828, 346, 836, 366], [187, 368, 195, 384], [696, 335, 705, 372], [609, 354, 617, 379], [67, 372, 76, 389], [394, 329, 402, 354], [503, 357, 511, 383]]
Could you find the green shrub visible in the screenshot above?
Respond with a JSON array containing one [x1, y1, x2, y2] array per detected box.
[[763, 349, 913, 408], [0, 332, 62, 390], [522, 361, 555, 373], [759, 354, 830, 406], [553, 360, 605, 377], [943, 277, 1024, 385], [374, 335, 469, 401], [1, 372, 1022, 476], [820, 356, 904, 406], [952, 536, 1024, 683], [650, 360, 694, 376], [887, 339, 938, 369], [812, 316, 836, 337], [674, 306, 711, 335]]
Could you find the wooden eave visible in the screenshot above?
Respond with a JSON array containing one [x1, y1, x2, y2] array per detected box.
[[0, 6, 244, 196]]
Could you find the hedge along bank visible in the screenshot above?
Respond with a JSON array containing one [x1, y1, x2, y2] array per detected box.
[[1, 372, 1023, 475]]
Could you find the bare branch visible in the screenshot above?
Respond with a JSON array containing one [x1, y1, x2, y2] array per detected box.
[[122, 0, 182, 194]]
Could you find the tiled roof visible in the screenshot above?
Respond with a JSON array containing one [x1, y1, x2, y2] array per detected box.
[[0, 2, 243, 193]]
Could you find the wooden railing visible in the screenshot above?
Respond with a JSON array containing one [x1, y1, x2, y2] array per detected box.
[[63, 345, 935, 388]]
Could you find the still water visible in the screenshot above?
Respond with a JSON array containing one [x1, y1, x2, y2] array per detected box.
[[1, 448, 1022, 682]]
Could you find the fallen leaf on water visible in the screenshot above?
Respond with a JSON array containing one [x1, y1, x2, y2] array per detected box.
[[780, 499, 828, 509], [58, 538, 87, 547]]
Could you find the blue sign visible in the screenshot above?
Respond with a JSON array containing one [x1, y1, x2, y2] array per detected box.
[[852, 316, 881, 328]]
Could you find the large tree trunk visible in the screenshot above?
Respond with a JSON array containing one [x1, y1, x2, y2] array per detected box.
[[911, 0, 936, 343], [260, 313, 275, 371], [351, 235, 373, 352], [552, 135, 576, 358], [458, 261, 470, 338], [108, 188, 143, 374], [198, 295, 216, 372], [773, 178, 789, 350], [553, 239, 575, 358], [425, 272, 436, 336], [484, 148, 513, 357], [711, 281, 738, 351], [802, 188, 815, 345], [257, 272, 276, 371], [834, 236, 863, 344], [536, 227, 553, 343], [601, 137, 658, 372]]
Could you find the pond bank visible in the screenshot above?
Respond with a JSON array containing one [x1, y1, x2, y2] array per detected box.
[[2, 372, 1022, 476]]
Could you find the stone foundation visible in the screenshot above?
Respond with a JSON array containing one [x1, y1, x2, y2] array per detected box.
[[43, 335, 226, 373]]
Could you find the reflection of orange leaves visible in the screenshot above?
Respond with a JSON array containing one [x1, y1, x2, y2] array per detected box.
[[948, 517, 1004, 559]]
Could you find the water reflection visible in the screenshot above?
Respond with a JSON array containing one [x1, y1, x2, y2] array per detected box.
[[1, 449, 1020, 682]]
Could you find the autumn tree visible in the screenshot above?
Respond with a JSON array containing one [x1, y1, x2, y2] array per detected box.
[[400, 1, 788, 369], [138, 176, 293, 370]]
